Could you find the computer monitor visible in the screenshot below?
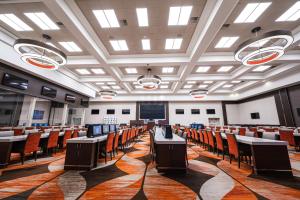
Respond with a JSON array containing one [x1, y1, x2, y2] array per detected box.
[[116, 124, 120, 130], [109, 124, 116, 132], [103, 125, 110, 134], [93, 125, 102, 137]]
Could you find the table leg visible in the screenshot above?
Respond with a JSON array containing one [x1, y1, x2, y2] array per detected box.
[[0, 142, 12, 168]]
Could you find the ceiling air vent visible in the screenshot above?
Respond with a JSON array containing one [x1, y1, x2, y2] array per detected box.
[[56, 21, 64, 26], [190, 17, 199, 23], [120, 19, 128, 26], [222, 23, 230, 28]]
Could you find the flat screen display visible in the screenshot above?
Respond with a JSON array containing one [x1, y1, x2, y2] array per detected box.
[[107, 109, 115, 114], [41, 86, 57, 98], [65, 94, 76, 103], [176, 109, 184, 114], [251, 112, 260, 119], [91, 109, 99, 115], [206, 109, 216, 114], [103, 125, 110, 134], [122, 109, 130, 114], [2, 73, 28, 90], [33, 110, 44, 120], [140, 103, 165, 119], [191, 109, 200, 114], [93, 125, 102, 136], [109, 124, 116, 132]]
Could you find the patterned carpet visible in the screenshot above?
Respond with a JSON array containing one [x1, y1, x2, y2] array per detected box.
[[1, 133, 300, 200]]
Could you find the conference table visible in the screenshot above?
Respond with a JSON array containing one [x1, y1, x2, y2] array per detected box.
[[154, 127, 187, 172], [215, 132, 292, 176], [0, 131, 86, 168]]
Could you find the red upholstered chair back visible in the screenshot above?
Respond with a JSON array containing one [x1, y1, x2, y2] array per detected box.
[[47, 131, 59, 148], [223, 126, 228, 129], [114, 132, 120, 149], [106, 132, 115, 152], [279, 130, 295, 146], [122, 129, 128, 144], [226, 133, 239, 158], [239, 128, 246, 136], [215, 131, 224, 151], [249, 127, 257, 133], [203, 130, 208, 144], [216, 126, 221, 131], [186, 128, 191, 138], [14, 128, 23, 136], [229, 127, 236, 132], [207, 131, 215, 147], [24, 132, 41, 154], [264, 128, 274, 132], [63, 130, 72, 148], [191, 129, 195, 139], [199, 130, 204, 143], [193, 129, 198, 141], [25, 127, 34, 130], [72, 130, 79, 138]]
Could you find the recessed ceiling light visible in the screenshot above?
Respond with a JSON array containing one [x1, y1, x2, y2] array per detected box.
[[252, 65, 272, 72], [160, 85, 168, 89], [198, 84, 208, 88], [95, 82, 105, 85], [231, 80, 241, 83], [203, 81, 213, 84], [133, 81, 139, 85], [141, 39, 150, 50], [234, 2, 271, 23], [161, 81, 169, 84], [136, 8, 148, 27], [162, 67, 174, 73], [168, 6, 193, 25], [135, 85, 143, 89], [215, 37, 239, 48], [196, 66, 210, 73], [125, 68, 137, 74], [76, 69, 90, 75], [111, 85, 121, 89], [59, 41, 82, 52], [165, 38, 182, 49], [217, 66, 233, 72], [183, 84, 193, 89], [101, 86, 111, 90], [91, 68, 105, 74], [187, 81, 196, 84], [107, 82, 116, 85], [93, 9, 119, 28], [0, 14, 32, 31], [276, 1, 300, 22], [110, 40, 128, 51], [25, 12, 59, 30], [223, 84, 233, 88]]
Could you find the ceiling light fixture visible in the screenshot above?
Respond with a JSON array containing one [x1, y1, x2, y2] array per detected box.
[[141, 39, 150, 50], [234, 27, 293, 66], [59, 41, 82, 52], [0, 13, 32, 31], [215, 37, 239, 48], [76, 69, 90, 75], [217, 66, 233, 72], [162, 67, 174, 73], [137, 66, 161, 90], [91, 68, 105, 74], [110, 40, 128, 51], [189, 89, 208, 99], [125, 68, 137, 74], [252, 65, 272, 72], [99, 90, 117, 99], [165, 38, 182, 49], [168, 6, 193, 25], [196, 66, 210, 73], [13, 35, 66, 70], [93, 9, 119, 28], [25, 12, 59, 30], [276, 1, 300, 22], [136, 8, 148, 27], [234, 2, 271, 23]]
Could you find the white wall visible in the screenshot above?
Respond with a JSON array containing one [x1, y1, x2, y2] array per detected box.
[[85, 102, 136, 124], [168, 102, 224, 126], [32, 100, 51, 123], [226, 96, 280, 125]]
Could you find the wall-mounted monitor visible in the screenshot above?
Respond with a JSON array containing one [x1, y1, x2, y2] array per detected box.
[[2, 73, 28, 90], [191, 109, 200, 114], [122, 109, 130, 114], [91, 109, 99, 115], [103, 124, 110, 134], [107, 109, 115, 114], [176, 109, 184, 114], [93, 125, 102, 137], [206, 109, 216, 114], [251, 112, 260, 119], [41, 86, 57, 98], [65, 94, 76, 103], [109, 124, 116, 132], [33, 110, 44, 120], [140, 103, 165, 119]]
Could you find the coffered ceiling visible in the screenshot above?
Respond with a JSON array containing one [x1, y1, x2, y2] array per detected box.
[[0, 0, 299, 101]]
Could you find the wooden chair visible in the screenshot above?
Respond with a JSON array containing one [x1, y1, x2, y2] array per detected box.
[[14, 132, 41, 164], [215, 131, 226, 159], [46, 131, 59, 155], [121, 129, 128, 150], [226, 133, 251, 168], [263, 128, 274, 132], [149, 130, 156, 161], [207, 131, 216, 153], [186, 128, 191, 141], [279, 129, 299, 151], [203, 130, 209, 150], [62, 130, 72, 148], [113, 132, 120, 156], [104, 132, 115, 163], [249, 127, 258, 137], [13, 128, 24, 136], [199, 129, 204, 146], [25, 127, 34, 130], [239, 127, 246, 136], [193, 129, 199, 144], [72, 130, 79, 138]]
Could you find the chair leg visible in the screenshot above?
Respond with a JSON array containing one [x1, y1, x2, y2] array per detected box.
[[110, 152, 113, 160], [105, 153, 107, 164], [238, 156, 241, 168], [21, 153, 24, 165], [34, 151, 37, 161], [229, 155, 232, 164], [222, 151, 225, 160]]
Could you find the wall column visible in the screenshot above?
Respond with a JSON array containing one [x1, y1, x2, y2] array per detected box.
[[19, 96, 37, 126], [61, 103, 68, 126]]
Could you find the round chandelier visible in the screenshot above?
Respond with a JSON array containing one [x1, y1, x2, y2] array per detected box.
[[137, 68, 161, 90], [13, 34, 66, 70], [234, 27, 293, 66], [189, 89, 208, 99], [99, 90, 117, 99]]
